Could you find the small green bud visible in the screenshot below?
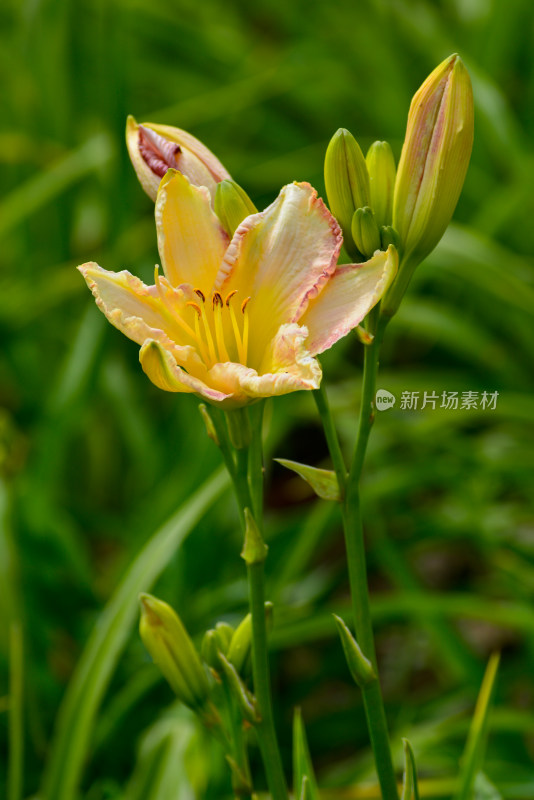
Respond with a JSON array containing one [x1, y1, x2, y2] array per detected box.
[[241, 508, 268, 565], [201, 621, 234, 668], [379, 224, 401, 252], [351, 207, 381, 260], [324, 128, 370, 259], [227, 613, 252, 673], [366, 141, 396, 229], [218, 652, 261, 724], [214, 179, 257, 237], [198, 403, 219, 445], [333, 615, 376, 687], [139, 594, 210, 711]]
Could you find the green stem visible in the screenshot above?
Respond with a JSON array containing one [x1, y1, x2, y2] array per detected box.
[[8, 622, 24, 800], [316, 317, 399, 800], [225, 411, 289, 800]]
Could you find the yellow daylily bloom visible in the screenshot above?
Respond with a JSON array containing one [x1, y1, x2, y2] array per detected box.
[[79, 172, 397, 408], [126, 116, 231, 202]]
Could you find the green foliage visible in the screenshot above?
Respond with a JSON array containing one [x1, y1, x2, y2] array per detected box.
[[1, 0, 533, 798]]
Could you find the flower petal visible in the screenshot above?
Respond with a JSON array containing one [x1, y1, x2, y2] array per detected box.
[[214, 182, 342, 367], [140, 340, 232, 402], [156, 170, 229, 289], [78, 262, 205, 374], [299, 246, 398, 356]]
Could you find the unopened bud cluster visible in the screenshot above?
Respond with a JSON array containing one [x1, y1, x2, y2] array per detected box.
[[324, 54, 474, 316]]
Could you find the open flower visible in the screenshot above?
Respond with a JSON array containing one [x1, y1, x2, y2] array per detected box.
[[79, 172, 397, 407]]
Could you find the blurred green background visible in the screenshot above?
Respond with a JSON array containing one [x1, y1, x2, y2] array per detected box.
[[1, 0, 534, 798]]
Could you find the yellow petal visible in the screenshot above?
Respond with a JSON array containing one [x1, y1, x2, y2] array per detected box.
[[156, 170, 229, 289], [214, 182, 342, 367], [299, 246, 397, 356], [140, 340, 232, 402], [78, 262, 204, 373]]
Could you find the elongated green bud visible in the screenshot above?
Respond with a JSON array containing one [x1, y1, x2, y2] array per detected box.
[[366, 141, 396, 229], [324, 128, 370, 259], [227, 613, 252, 673], [393, 54, 474, 268], [214, 179, 258, 237], [139, 593, 210, 711], [351, 207, 381, 260], [333, 615, 376, 687]]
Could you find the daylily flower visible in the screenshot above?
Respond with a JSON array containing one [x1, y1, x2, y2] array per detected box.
[[79, 172, 397, 408], [126, 115, 231, 202]]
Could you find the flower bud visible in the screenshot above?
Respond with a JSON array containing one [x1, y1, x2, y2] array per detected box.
[[366, 141, 396, 229], [139, 593, 210, 711], [324, 128, 370, 260], [333, 615, 376, 687], [201, 622, 234, 669], [214, 180, 258, 237], [126, 116, 231, 202], [393, 54, 474, 267], [351, 207, 382, 260]]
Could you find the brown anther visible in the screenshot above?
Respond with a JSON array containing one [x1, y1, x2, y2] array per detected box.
[[194, 288, 205, 303], [241, 297, 251, 314], [186, 301, 202, 316], [212, 291, 223, 309], [225, 289, 238, 306]]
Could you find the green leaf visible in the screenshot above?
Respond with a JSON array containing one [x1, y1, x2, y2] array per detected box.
[[293, 708, 320, 800], [41, 468, 228, 800], [454, 652, 500, 800], [275, 458, 341, 501], [401, 738, 420, 800]]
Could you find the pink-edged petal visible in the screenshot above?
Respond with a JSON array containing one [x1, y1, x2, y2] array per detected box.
[[155, 170, 229, 289], [140, 339, 232, 402], [78, 262, 206, 374], [299, 246, 398, 356], [214, 182, 342, 365]]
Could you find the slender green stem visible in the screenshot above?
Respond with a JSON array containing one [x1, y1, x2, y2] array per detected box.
[[316, 317, 399, 800], [8, 622, 24, 800], [225, 410, 289, 800], [313, 382, 347, 495]]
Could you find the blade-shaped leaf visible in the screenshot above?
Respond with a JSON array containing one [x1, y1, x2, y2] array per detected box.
[[275, 458, 341, 501], [293, 708, 320, 800], [454, 652, 500, 800]]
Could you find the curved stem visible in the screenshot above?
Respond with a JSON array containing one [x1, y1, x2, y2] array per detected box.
[[225, 411, 289, 800]]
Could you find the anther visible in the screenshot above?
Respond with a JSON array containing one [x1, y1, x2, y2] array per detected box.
[[225, 289, 238, 306], [241, 297, 251, 314], [194, 288, 205, 303], [186, 301, 202, 316], [212, 291, 223, 309]]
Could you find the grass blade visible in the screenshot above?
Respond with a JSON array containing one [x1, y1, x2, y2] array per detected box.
[[41, 467, 228, 800], [8, 622, 24, 800], [454, 652, 500, 800]]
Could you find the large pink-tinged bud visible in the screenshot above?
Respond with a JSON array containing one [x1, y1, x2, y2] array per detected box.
[[126, 115, 231, 202]]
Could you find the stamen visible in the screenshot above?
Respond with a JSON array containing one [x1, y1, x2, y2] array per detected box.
[[212, 292, 230, 362], [194, 288, 206, 303], [241, 297, 250, 365], [186, 301, 202, 316], [226, 290, 245, 364], [198, 302, 217, 365]]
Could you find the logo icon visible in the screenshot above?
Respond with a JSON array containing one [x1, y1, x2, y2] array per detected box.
[[375, 389, 396, 411]]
